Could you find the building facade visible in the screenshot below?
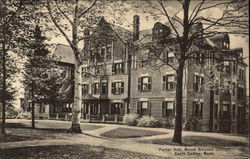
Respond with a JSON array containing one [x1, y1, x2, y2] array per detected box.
[[21, 16, 247, 133]]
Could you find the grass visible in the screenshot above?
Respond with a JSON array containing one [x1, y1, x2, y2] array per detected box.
[[0, 120, 104, 142], [141, 135, 248, 147], [100, 127, 167, 138], [1, 145, 167, 159]]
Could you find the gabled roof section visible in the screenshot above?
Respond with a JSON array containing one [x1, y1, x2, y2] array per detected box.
[[91, 17, 133, 43], [52, 44, 75, 64]]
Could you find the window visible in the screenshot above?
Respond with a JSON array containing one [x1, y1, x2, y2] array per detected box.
[[94, 66, 100, 75], [239, 68, 244, 80], [232, 104, 236, 119], [138, 58, 147, 68], [138, 76, 152, 92], [111, 103, 124, 115], [221, 104, 230, 119], [163, 51, 175, 64], [101, 82, 108, 95], [232, 62, 237, 74], [39, 103, 45, 113], [106, 45, 112, 60], [163, 75, 175, 90], [237, 106, 245, 120], [112, 63, 124, 74], [82, 67, 90, 77], [214, 104, 218, 119], [223, 61, 231, 73], [192, 102, 203, 119], [111, 82, 124, 95], [195, 52, 205, 64], [63, 103, 72, 113], [82, 84, 89, 94], [137, 101, 151, 116], [193, 75, 204, 92], [232, 82, 236, 96], [162, 101, 175, 117], [238, 86, 244, 100], [93, 83, 100, 94]]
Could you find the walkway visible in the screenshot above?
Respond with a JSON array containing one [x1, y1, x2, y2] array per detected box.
[[1, 120, 248, 159]]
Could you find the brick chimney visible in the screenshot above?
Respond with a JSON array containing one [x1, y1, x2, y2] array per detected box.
[[133, 15, 140, 42]]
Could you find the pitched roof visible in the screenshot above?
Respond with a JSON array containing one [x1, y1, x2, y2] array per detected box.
[[110, 24, 133, 42], [52, 44, 75, 64], [91, 17, 133, 43]]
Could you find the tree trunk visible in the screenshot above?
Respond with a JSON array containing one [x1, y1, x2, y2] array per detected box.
[[31, 100, 35, 128], [1, 30, 7, 135], [172, 62, 184, 144], [69, 62, 82, 133]]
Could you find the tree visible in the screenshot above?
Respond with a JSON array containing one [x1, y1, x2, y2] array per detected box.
[[0, 0, 31, 135], [45, 0, 104, 133], [131, 0, 248, 143], [23, 24, 63, 128]]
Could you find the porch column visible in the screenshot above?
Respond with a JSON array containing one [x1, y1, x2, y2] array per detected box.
[[88, 103, 91, 115], [98, 103, 101, 114], [124, 103, 128, 115]]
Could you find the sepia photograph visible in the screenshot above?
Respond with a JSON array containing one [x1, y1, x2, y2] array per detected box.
[[0, 0, 249, 158]]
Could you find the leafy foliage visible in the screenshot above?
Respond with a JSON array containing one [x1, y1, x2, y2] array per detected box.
[[165, 116, 175, 129], [136, 116, 161, 128], [123, 113, 139, 126], [184, 116, 202, 132], [16, 111, 31, 119]]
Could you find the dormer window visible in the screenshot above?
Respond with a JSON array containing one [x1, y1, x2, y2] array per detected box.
[[152, 22, 170, 41]]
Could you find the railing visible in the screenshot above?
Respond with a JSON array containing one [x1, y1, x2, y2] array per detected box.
[[85, 114, 124, 123]]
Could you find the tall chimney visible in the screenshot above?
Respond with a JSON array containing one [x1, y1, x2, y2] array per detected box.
[[133, 15, 140, 42]]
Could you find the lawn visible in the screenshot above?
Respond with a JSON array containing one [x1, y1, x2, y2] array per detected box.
[[1, 145, 167, 159], [141, 135, 248, 147], [100, 127, 167, 138], [0, 120, 104, 142]]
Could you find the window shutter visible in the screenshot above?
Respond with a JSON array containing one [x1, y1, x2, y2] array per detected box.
[[121, 104, 125, 115], [86, 84, 89, 94], [148, 102, 151, 116], [112, 64, 115, 74], [138, 78, 141, 92], [111, 83, 115, 94], [137, 102, 141, 116], [162, 102, 166, 117], [163, 75, 166, 90], [173, 102, 176, 116], [192, 102, 195, 116], [148, 77, 152, 91], [121, 63, 124, 73], [97, 83, 100, 94], [166, 75, 169, 90], [200, 103, 203, 119], [92, 83, 95, 94], [121, 82, 124, 93]]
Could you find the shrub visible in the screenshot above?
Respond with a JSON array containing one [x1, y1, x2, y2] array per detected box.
[[184, 116, 202, 132], [165, 117, 175, 129], [137, 116, 161, 128], [16, 111, 31, 119], [66, 113, 72, 121], [123, 113, 139, 126], [5, 107, 19, 119]]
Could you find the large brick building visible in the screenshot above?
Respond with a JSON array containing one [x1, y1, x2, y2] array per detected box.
[[21, 16, 247, 133]]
